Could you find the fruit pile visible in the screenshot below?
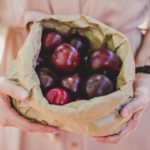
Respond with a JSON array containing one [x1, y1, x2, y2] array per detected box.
[[35, 28, 122, 105]]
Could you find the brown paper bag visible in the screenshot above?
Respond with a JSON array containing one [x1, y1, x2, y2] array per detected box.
[[7, 15, 135, 136]]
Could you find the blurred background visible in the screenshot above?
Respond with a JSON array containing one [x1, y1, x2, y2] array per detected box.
[[0, 24, 7, 62]]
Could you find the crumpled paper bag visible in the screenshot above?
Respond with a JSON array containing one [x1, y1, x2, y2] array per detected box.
[[7, 15, 135, 136]]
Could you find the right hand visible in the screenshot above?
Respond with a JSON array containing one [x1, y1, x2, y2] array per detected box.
[[0, 76, 59, 133]]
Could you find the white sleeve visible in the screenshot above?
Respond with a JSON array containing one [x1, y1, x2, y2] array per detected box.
[[0, 0, 27, 27], [0, 0, 51, 28]]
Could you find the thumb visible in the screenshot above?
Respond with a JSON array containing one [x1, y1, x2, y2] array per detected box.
[[120, 97, 146, 118], [0, 77, 29, 100]]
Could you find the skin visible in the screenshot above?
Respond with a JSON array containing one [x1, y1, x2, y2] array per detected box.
[[94, 27, 150, 144], [0, 76, 60, 133]]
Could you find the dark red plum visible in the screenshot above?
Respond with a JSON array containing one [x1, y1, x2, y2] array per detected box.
[[51, 43, 80, 72], [60, 73, 81, 93], [66, 34, 90, 56], [46, 88, 71, 105], [87, 48, 122, 73], [37, 67, 57, 91], [42, 31, 62, 51], [83, 74, 113, 99]]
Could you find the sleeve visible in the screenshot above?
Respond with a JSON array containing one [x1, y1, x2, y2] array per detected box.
[[147, 1, 150, 28], [24, 0, 52, 27], [0, 0, 27, 27], [147, 17, 150, 28], [0, 0, 51, 28]]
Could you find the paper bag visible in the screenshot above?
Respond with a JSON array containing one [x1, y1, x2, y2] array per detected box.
[[7, 15, 135, 136]]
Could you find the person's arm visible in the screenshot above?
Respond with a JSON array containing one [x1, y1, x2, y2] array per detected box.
[[95, 20, 150, 144], [135, 20, 150, 67], [0, 1, 59, 132], [0, 76, 58, 133]]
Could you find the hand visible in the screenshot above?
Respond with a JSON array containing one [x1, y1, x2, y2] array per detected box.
[[94, 73, 150, 144], [0, 76, 59, 133]]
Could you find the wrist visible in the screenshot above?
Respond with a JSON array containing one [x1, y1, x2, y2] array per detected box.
[[135, 72, 149, 80], [134, 73, 150, 93]]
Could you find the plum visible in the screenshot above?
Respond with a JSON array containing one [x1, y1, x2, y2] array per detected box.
[[83, 74, 113, 99], [88, 48, 122, 73], [46, 88, 71, 105], [51, 43, 80, 72]]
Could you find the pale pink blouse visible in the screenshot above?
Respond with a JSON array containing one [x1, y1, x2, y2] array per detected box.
[[0, 0, 150, 150]]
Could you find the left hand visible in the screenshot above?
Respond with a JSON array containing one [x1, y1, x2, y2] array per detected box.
[[94, 73, 150, 144]]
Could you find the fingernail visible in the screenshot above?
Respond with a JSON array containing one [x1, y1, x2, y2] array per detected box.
[[122, 109, 128, 117], [19, 91, 29, 99]]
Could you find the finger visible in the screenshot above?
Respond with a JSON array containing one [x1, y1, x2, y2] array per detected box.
[[95, 118, 138, 144], [133, 109, 144, 120], [132, 109, 144, 131], [94, 109, 144, 144], [120, 97, 147, 118], [9, 108, 59, 133], [0, 77, 29, 100], [0, 119, 12, 127]]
